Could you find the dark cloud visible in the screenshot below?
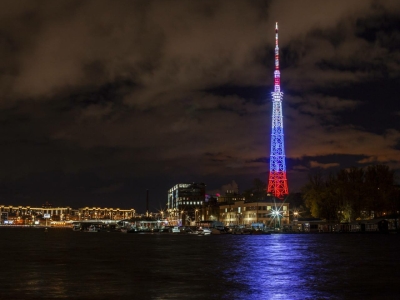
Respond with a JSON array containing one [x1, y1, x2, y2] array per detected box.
[[0, 0, 399, 212]]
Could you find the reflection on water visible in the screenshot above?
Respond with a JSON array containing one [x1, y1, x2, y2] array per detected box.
[[0, 228, 399, 299], [222, 235, 334, 300]]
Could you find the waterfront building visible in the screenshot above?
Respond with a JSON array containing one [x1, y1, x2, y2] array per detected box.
[[267, 22, 289, 199], [0, 204, 135, 225], [0, 205, 73, 225], [202, 195, 219, 222], [167, 182, 205, 225], [77, 207, 135, 221], [217, 190, 245, 204], [218, 198, 289, 228]]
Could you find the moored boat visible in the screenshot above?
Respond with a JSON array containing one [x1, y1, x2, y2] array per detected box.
[[72, 224, 81, 231], [171, 226, 181, 233], [85, 225, 99, 232], [197, 227, 211, 235]]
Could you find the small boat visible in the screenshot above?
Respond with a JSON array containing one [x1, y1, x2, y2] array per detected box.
[[197, 227, 211, 235], [72, 224, 81, 231], [171, 227, 181, 233], [121, 227, 141, 233], [85, 225, 99, 232]]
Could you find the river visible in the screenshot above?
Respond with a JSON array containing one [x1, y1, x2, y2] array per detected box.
[[0, 227, 399, 299]]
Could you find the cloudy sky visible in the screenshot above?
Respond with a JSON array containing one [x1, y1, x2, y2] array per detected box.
[[1, 0, 399, 212]]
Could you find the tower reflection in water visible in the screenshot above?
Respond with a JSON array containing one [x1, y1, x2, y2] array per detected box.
[[220, 234, 333, 300]]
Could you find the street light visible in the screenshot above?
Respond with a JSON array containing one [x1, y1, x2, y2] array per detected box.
[[271, 209, 282, 230]]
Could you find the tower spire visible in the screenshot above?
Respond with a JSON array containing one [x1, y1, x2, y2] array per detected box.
[[268, 22, 289, 199], [275, 22, 279, 62], [274, 22, 280, 92]]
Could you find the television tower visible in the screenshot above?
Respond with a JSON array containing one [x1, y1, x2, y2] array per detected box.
[[267, 22, 289, 199]]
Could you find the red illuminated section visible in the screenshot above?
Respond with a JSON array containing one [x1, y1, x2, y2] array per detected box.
[[268, 171, 288, 199], [274, 76, 280, 86]]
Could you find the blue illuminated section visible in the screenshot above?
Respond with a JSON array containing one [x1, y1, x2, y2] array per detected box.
[[269, 92, 286, 174]]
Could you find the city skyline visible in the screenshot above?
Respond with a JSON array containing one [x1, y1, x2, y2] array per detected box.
[[1, 1, 400, 213]]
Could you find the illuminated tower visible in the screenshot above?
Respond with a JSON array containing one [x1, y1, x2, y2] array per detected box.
[[267, 22, 289, 199]]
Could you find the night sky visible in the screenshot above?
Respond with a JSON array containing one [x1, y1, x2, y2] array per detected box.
[[1, 0, 399, 213]]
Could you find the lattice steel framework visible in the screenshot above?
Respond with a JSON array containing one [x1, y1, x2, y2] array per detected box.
[[267, 22, 289, 199]]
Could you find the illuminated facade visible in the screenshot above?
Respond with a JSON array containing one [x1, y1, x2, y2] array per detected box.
[[77, 207, 135, 220], [0, 205, 72, 225], [0, 205, 135, 225], [267, 22, 289, 199], [167, 183, 205, 209], [167, 182, 205, 225], [218, 200, 289, 227]]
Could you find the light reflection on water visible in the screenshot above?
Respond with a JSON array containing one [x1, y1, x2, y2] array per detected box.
[[0, 228, 399, 299], [221, 235, 334, 300]]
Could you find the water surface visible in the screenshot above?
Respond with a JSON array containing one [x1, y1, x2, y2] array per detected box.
[[0, 228, 399, 299]]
